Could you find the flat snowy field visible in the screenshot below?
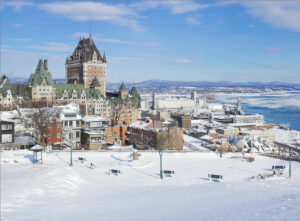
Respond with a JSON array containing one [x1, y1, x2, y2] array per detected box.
[[1, 150, 300, 221]]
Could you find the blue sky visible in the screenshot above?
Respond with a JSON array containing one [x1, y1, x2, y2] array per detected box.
[[1, 0, 300, 83]]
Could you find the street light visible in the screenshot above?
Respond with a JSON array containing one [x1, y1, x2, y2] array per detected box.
[[159, 149, 163, 179], [289, 146, 292, 178], [63, 128, 73, 167]]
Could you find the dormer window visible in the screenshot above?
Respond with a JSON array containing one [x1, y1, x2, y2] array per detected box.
[[93, 51, 97, 61], [42, 78, 47, 86]]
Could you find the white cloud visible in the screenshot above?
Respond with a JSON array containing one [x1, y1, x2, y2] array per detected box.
[[186, 16, 201, 26], [175, 58, 191, 64], [71, 32, 90, 39], [95, 38, 136, 45], [13, 38, 32, 42], [264, 47, 284, 53], [131, 1, 209, 14], [39, 2, 146, 32], [143, 42, 162, 48], [1, 48, 66, 78], [28, 42, 73, 52], [248, 24, 255, 28], [71, 32, 161, 47], [242, 2, 300, 32], [4, 0, 33, 11], [12, 23, 23, 28]]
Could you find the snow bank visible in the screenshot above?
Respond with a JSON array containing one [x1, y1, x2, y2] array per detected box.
[[1, 150, 300, 221]]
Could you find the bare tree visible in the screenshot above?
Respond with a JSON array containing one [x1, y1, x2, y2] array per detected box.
[[27, 107, 59, 146], [109, 98, 126, 126]]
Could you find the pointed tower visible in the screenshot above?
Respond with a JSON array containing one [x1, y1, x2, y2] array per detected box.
[[118, 82, 128, 100], [28, 59, 55, 103], [65, 36, 107, 96], [103, 51, 107, 63]]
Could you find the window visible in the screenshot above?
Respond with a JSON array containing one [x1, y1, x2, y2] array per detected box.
[[114, 132, 117, 137], [57, 133, 60, 138], [57, 123, 60, 128], [64, 121, 68, 127], [76, 131, 80, 138], [110, 132, 112, 137], [1, 124, 12, 130], [76, 121, 80, 127], [69, 121, 73, 127], [48, 134, 52, 139]]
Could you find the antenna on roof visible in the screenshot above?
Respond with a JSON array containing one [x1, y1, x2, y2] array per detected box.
[[89, 25, 92, 38]]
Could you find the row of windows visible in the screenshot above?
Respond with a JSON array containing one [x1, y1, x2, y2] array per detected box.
[[64, 121, 81, 127], [38, 88, 51, 92], [48, 123, 61, 128], [1, 124, 13, 130], [48, 133, 61, 139]]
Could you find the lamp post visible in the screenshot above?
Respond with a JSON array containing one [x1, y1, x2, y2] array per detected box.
[[289, 146, 292, 178], [159, 149, 163, 179], [69, 131, 73, 167], [63, 128, 73, 167]]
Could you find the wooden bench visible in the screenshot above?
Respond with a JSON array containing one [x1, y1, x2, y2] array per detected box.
[[110, 169, 121, 175], [208, 174, 223, 182], [163, 170, 175, 177], [272, 165, 285, 170], [78, 157, 86, 162]]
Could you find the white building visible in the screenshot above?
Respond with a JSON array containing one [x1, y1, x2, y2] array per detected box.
[[56, 103, 82, 149], [232, 114, 264, 125], [153, 91, 206, 110]]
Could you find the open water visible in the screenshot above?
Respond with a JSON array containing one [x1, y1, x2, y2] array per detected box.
[[216, 91, 300, 131]]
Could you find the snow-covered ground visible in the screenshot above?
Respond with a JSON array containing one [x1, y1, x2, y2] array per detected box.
[[1, 150, 300, 221], [183, 134, 210, 151]]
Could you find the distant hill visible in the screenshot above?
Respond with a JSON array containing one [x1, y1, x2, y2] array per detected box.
[[7, 78, 300, 90], [107, 80, 300, 90]]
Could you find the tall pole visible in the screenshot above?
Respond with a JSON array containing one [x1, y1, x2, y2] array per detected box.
[[159, 149, 163, 179], [289, 127, 292, 178], [70, 131, 73, 166], [289, 146, 292, 178]]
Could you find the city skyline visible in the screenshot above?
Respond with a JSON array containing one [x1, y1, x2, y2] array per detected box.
[[1, 0, 300, 83]]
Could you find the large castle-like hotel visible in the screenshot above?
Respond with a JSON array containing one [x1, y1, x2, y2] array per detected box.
[[65, 37, 107, 96], [0, 36, 140, 125]]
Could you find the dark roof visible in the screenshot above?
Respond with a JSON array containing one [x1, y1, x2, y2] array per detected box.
[[68, 37, 104, 62]]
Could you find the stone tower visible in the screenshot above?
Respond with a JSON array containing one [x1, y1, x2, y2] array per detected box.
[[65, 36, 106, 96]]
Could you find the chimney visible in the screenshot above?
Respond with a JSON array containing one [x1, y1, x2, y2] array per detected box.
[[56, 80, 58, 86], [44, 59, 48, 71]]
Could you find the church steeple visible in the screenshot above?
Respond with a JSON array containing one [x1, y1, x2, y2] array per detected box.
[[103, 51, 107, 63]]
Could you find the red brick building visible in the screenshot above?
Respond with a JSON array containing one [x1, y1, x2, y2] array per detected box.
[[45, 119, 63, 147]]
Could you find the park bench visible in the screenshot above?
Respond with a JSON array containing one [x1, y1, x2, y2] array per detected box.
[[110, 169, 121, 175], [272, 165, 285, 170], [78, 157, 86, 162], [208, 174, 223, 182], [163, 170, 175, 177]]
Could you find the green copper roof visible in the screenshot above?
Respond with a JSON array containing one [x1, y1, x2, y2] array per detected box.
[[0, 75, 30, 99], [119, 82, 127, 92], [55, 84, 102, 99], [130, 86, 138, 96], [28, 59, 53, 87], [90, 76, 101, 87]]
